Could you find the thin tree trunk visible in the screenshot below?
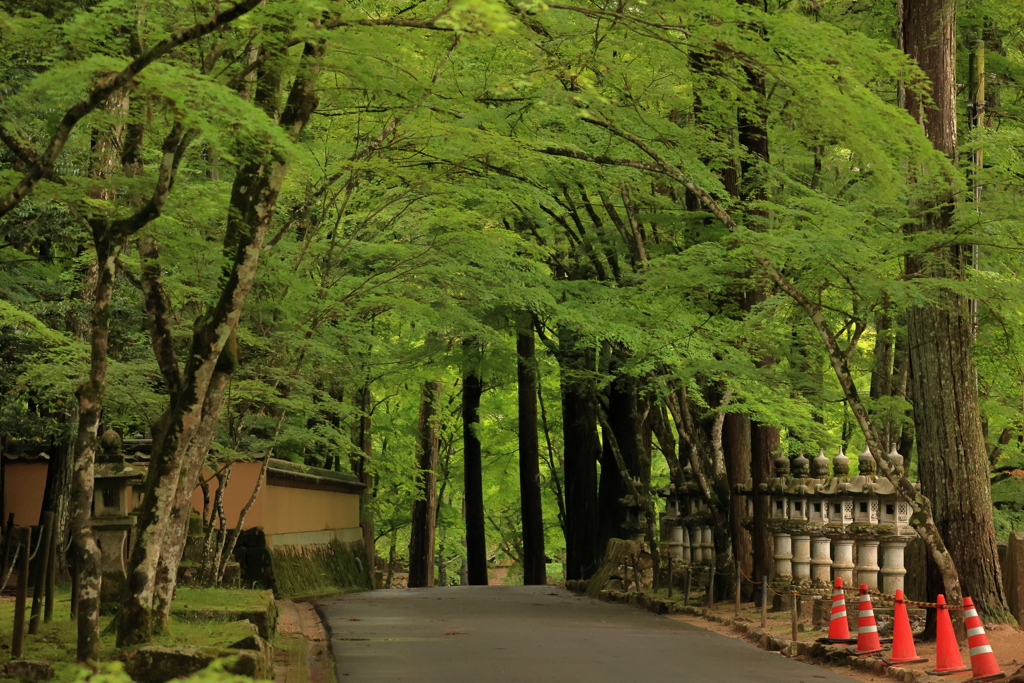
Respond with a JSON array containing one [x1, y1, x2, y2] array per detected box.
[[353, 384, 377, 588], [462, 343, 487, 586], [517, 312, 546, 585], [902, 0, 1008, 621], [408, 380, 441, 588], [69, 233, 117, 663]]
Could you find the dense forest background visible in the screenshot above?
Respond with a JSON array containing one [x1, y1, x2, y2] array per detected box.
[[3, 0, 1024, 656]]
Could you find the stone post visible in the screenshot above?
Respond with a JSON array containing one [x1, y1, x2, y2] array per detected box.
[[792, 535, 811, 581], [880, 539, 907, 595], [832, 538, 855, 585], [810, 536, 832, 585], [773, 532, 793, 578], [669, 523, 684, 561], [856, 539, 880, 589], [700, 526, 713, 564], [681, 526, 692, 564]]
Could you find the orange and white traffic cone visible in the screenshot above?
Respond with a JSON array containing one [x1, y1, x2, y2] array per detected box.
[[883, 589, 926, 666], [818, 576, 857, 645], [847, 583, 886, 656], [963, 596, 1007, 682], [926, 594, 970, 676]]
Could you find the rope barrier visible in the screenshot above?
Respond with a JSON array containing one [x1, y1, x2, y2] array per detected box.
[[685, 563, 967, 609]]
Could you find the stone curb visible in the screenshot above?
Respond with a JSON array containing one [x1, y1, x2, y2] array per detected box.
[[574, 587, 946, 683]]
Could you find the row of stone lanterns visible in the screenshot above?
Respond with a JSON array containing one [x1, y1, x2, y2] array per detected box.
[[658, 445, 918, 595]]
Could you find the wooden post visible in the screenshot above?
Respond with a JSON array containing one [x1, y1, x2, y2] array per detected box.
[[44, 521, 56, 623], [29, 512, 53, 635], [735, 562, 741, 617], [761, 576, 768, 629], [668, 557, 673, 598], [684, 569, 692, 606], [790, 584, 798, 641], [12, 527, 30, 658], [706, 568, 715, 614]]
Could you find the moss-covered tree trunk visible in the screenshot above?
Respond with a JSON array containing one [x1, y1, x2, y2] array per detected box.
[[70, 232, 117, 663]]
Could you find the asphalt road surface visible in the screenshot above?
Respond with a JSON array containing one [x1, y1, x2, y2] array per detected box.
[[317, 585, 858, 682]]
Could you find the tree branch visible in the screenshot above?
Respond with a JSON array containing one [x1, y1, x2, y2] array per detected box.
[[0, 0, 263, 219]]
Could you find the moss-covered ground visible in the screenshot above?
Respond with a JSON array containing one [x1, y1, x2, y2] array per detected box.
[[0, 588, 275, 682]]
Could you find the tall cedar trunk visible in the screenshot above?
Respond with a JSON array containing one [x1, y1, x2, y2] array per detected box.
[[747, 287, 777, 588], [902, 0, 1008, 620], [723, 413, 752, 598], [117, 39, 323, 646], [462, 345, 488, 585], [870, 311, 896, 445], [750, 421, 776, 588], [559, 336, 600, 580], [737, 51, 775, 592], [353, 384, 376, 588], [70, 234, 117, 662], [598, 367, 642, 553], [517, 313, 546, 585], [408, 380, 441, 588]]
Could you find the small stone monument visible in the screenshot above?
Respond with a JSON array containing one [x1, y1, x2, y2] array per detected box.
[[93, 429, 146, 605]]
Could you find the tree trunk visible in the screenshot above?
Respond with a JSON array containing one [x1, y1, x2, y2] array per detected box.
[[353, 383, 377, 588], [117, 39, 324, 646], [750, 421, 776, 591], [408, 380, 441, 588], [559, 335, 600, 580], [723, 413, 752, 598], [902, 0, 1008, 620], [151, 365, 231, 626], [70, 233, 119, 662], [517, 313, 546, 585], [462, 343, 487, 586], [598, 370, 642, 553]]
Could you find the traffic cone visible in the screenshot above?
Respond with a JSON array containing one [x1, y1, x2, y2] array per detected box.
[[926, 594, 970, 676], [963, 596, 1007, 682], [846, 583, 886, 656], [883, 590, 926, 666], [818, 576, 857, 645]]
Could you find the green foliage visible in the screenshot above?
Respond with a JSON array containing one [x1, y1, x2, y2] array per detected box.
[[4, 0, 1024, 592]]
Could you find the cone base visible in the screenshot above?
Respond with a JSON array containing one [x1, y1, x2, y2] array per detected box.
[[846, 646, 886, 657], [925, 667, 971, 676], [817, 637, 857, 645], [964, 672, 1008, 683], [883, 657, 927, 666]]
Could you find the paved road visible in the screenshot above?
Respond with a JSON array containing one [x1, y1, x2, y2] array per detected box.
[[318, 586, 857, 682]]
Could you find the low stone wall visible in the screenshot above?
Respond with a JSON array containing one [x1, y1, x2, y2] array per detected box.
[[234, 527, 371, 597]]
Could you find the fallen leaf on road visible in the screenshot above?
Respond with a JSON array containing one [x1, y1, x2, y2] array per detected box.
[[444, 632, 464, 636]]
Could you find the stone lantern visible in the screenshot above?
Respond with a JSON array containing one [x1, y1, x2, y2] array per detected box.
[[92, 430, 146, 602], [879, 445, 911, 594], [808, 450, 833, 585], [771, 454, 793, 578], [830, 447, 856, 586]]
